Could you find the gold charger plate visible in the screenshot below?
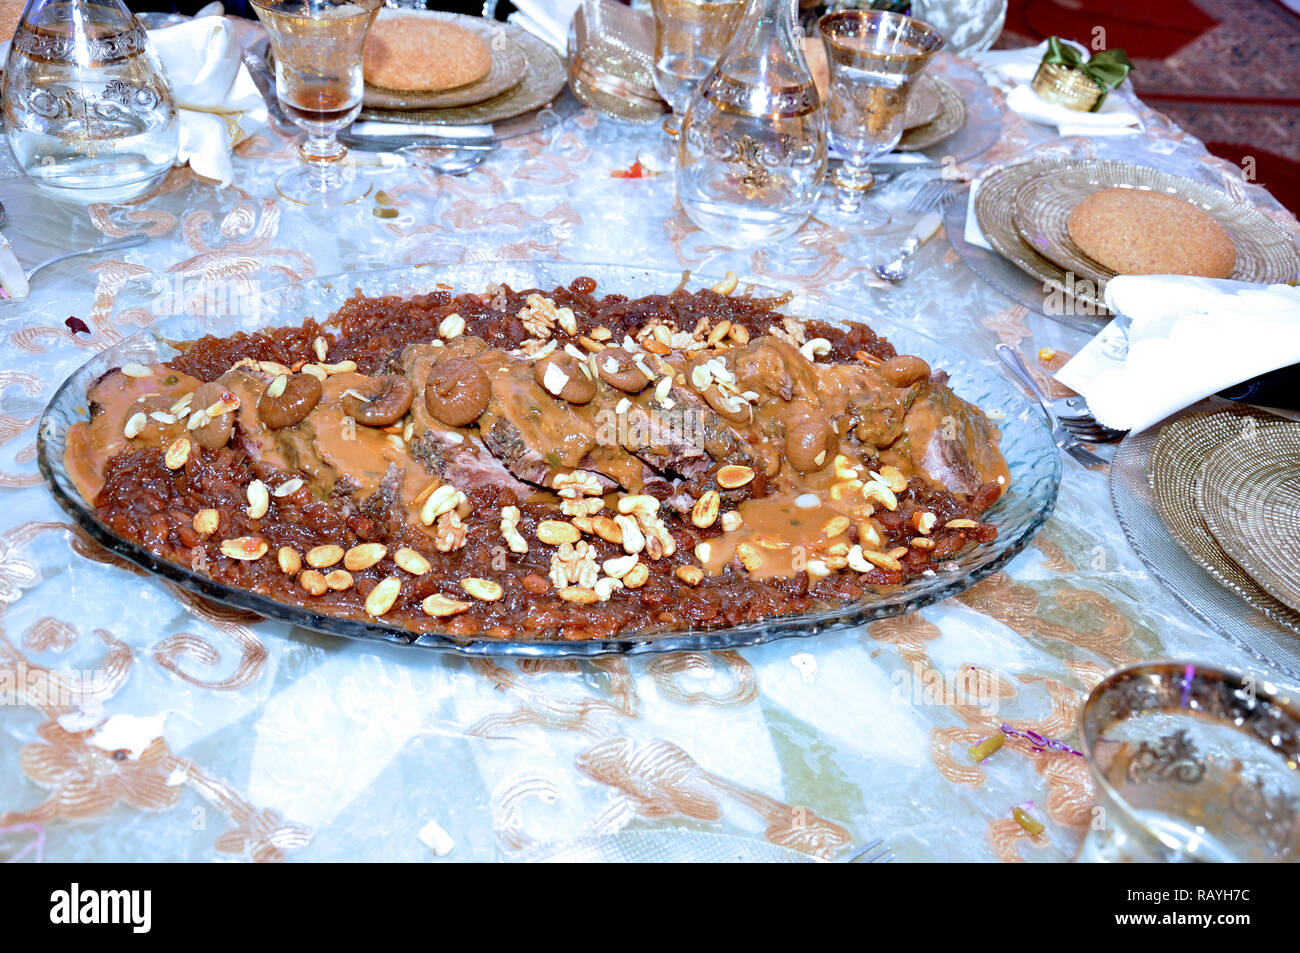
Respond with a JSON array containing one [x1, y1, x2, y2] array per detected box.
[[358, 24, 566, 127], [973, 157, 1110, 314], [903, 73, 941, 131], [363, 10, 527, 111], [1147, 408, 1300, 634], [1011, 160, 1300, 285], [897, 73, 965, 151], [1196, 426, 1300, 614]]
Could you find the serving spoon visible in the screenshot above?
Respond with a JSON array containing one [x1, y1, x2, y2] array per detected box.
[[0, 199, 148, 300]]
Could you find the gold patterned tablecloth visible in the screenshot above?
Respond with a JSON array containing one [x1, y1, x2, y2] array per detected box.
[[0, 38, 1297, 863]]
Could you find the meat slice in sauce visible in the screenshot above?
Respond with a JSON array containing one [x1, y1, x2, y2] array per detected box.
[[618, 382, 760, 484], [884, 374, 1010, 496]]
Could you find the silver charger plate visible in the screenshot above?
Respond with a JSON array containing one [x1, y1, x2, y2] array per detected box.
[[1012, 160, 1300, 286], [1110, 402, 1300, 682], [942, 181, 1111, 335], [973, 157, 1111, 316], [1147, 407, 1300, 632], [1197, 426, 1300, 614]]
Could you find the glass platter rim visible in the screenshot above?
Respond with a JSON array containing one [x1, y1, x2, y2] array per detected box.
[[37, 261, 1061, 658]]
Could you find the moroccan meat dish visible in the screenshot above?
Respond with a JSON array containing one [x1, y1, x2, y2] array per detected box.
[[64, 277, 1009, 642]]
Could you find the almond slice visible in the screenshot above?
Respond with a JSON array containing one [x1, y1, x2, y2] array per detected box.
[[220, 536, 268, 561], [716, 465, 755, 489], [306, 544, 345, 569], [192, 509, 219, 536], [691, 490, 720, 529], [536, 520, 582, 546], [164, 436, 192, 470], [461, 577, 503, 601], [393, 547, 431, 575], [422, 593, 470, 617], [365, 577, 402, 617], [344, 542, 387, 571]]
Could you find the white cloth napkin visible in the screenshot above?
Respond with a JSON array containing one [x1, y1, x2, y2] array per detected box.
[[508, 0, 581, 51], [973, 40, 1142, 137], [147, 16, 267, 187], [1054, 276, 1300, 434], [963, 174, 993, 251]]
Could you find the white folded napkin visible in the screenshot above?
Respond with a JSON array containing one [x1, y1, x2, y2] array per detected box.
[[963, 174, 993, 251], [508, 0, 581, 51], [1054, 276, 1300, 434], [147, 16, 267, 187], [974, 40, 1141, 137]]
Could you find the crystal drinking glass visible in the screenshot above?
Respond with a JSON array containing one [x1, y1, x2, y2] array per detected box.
[[1079, 661, 1300, 862], [814, 10, 943, 230], [650, 0, 746, 137], [249, 0, 382, 206]]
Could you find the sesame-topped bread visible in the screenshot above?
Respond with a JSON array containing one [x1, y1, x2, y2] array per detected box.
[[1067, 187, 1237, 278], [363, 18, 492, 93]]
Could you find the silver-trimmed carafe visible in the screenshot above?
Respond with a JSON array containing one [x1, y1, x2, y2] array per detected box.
[[674, 0, 826, 244], [2, 0, 179, 203]]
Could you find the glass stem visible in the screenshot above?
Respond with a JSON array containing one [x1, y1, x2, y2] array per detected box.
[[299, 133, 347, 193], [833, 161, 875, 214]]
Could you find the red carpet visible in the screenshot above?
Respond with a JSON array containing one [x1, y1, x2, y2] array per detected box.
[[1010, 0, 1219, 59], [998, 0, 1300, 216]]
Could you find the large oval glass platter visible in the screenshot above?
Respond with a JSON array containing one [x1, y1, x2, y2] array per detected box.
[[37, 262, 1060, 657]]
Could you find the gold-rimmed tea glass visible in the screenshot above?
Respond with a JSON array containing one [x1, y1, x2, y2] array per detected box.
[[1078, 661, 1300, 863], [650, 0, 746, 136], [250, 0, 382, 206], [814, 10, 943, 230]]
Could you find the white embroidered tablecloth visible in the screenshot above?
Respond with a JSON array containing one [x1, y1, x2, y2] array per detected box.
[[1, 27, 1297, 863]]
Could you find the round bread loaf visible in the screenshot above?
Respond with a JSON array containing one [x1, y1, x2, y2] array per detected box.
[[1067, 187, 1236, 278], [363, 18, 492, 93]]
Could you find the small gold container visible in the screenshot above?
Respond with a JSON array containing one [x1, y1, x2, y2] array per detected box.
[[1031, 61, 1105, 112]]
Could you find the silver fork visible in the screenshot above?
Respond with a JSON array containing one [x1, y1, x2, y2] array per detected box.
[[1052, 395, 1127, 443], [996, 344, 1107, 468], [908, 177, 964, 215], [842, 837, 894, 862]]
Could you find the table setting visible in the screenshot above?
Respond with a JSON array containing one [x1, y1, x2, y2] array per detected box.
[[0, 0, 1298, 868]]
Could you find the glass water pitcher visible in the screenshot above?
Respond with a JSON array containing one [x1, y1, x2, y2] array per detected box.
[[2, 0, 179, 203], [674, 0, 827, 244]]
